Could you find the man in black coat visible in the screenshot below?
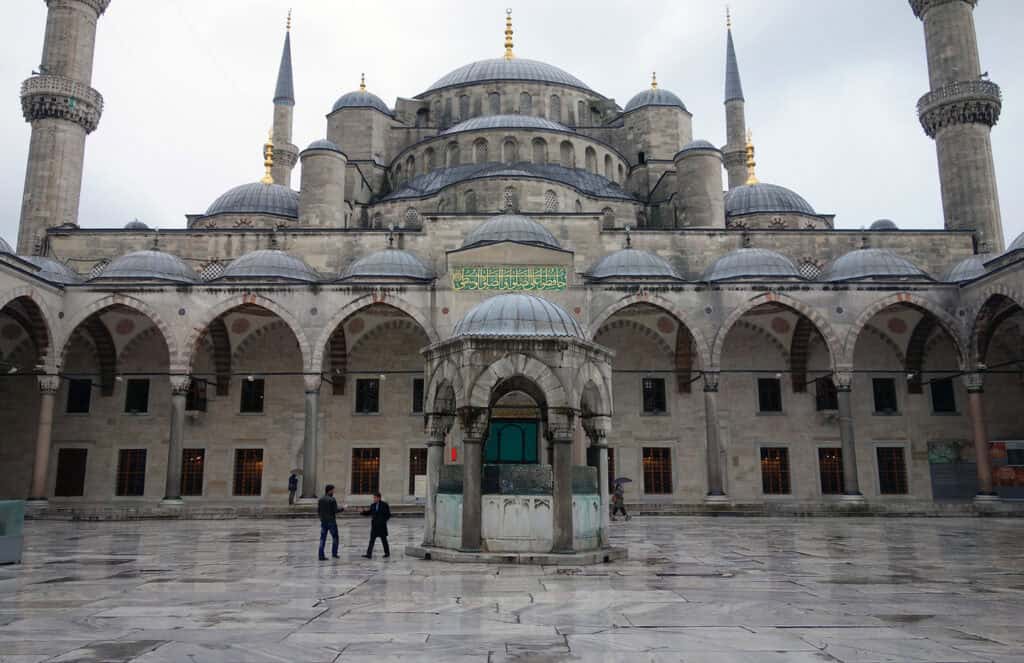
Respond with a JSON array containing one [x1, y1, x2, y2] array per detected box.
[[317, 484, 344, 561], [360, 492, 391, 559]]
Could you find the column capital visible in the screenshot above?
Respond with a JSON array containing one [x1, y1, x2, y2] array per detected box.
[[304, 374, 323, 394], [909, 0, 977, 20], [702, 371, 720, 393], [545, 407, 577, 443], [37, 374, 60, 394], [833, 369, 854, 391], [582, 414, 611, 446], [457, 406, 490, 441], [169, 375, 191, 396], [962, 372, 984, 393], [426, 413, 453, 444]]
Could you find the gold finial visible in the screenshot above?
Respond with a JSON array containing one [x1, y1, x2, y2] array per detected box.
[[504, 8, 515, 60], [651, 71, 658, 90], [359, 72, 366, 92], [726, 6, 732, 30], [745, 128, 759, 186], [261, 129, 274, 184], [286, 8, 292, 32]]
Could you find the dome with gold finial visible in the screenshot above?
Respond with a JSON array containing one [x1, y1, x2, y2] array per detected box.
[[724, 129, 815, 217], [624, 72, 687, 113], [206, 130, 299, 218], [331, 73, 393, 116]]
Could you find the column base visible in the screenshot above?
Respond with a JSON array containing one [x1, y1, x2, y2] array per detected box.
[[160, 498, 185, 507], [25, 498, 48, 509], [839, 493, 867, 504], [973, 493, 1001, 504], [703, 494, 731, 505], [296, 497, 318, 505]]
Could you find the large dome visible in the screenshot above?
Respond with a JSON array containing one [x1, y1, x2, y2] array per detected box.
[[822, 249, 929, 282], [339, 249, 434, 282], [462, 214, 560, 250], [442, 114, 571, 136], [421, 58, 596, 96], [623, 88, 687, 113], [93, 250, 198, 283], [331, 90, 392, 116], [588, 249, 680, 281], [725, 183, 816, 216], [221, 250, 320, 282], [454, 294, 584, 338], [206, 182, 299, 218], [702, 248, 801, 281]]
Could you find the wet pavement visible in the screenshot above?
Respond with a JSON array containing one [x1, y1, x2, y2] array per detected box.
[[1, 516, 1022, 662]]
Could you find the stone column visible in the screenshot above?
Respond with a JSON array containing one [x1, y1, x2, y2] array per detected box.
[[422, 415, 452, 547], [162, 376, 190, 503], [458, 407, 489, 552], [301, 375, 322, 499], [583, 415, 612, 547], [28, 375, 61, 501], [835, 371, 863, 499], [549, 409, 577, 554], [703, 372, 727, 500], [964, 373, 996, 498]]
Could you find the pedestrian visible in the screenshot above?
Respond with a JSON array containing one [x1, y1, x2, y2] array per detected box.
[[611, 482, 630, 521], [317, 484, 344, 561], [288, 472, 299, 505], [360, 492, 391, 559]]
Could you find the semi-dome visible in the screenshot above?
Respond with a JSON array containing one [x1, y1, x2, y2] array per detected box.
[[624, 88, 687, 113], [206, 182, 299, 218], [303, 138, 344, 154], [20, 256, 82, 284], [725, 183, 816, 216], [870, 219, 898, 230], [702, 248, 801, 281], [822, 249, 930, 282], [124, 219, 149, 230], [221, 250, 319, 282], [442, 114, 571, 136], [0, 237, 12, 254], [462, 214, 560, 250], [588, 248, 681, 280], [331, 90, 392, 116], [422, 58, 596, 96], [454, 294, 584, 338], [93, 250, 198, 283], [339, 249, 434, 282], [943, 255, 987, 283]]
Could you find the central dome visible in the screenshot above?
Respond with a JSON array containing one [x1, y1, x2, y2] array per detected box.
[[442, 114, 571, 136], [421, 58, 596, 96], [454, 294, 584, 338], [725, 183, 816, 216]]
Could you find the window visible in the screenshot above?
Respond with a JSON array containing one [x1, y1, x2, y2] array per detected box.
[[607, 447, 616, 493], [473, 138, 488, 163], [464, 190, 478, 213], [930, 379, 957, 414], [186, 380, 207, 412], [124, 379, 150, 414], [549, 95, 561, 122], [798, 259, 822, 280], [54, 448, 87, 497], [412, 378, 425, 414], [352, 448, 381, 494], [760, 447, 791, 494], [1006, 444, 1024, 466], [115, 449, 147, 497], [641, 377, 667, 414], [233, 449, 264, 496], [240, 378, 265, 414], [818, 447, 844, 495], [408, 448, 427, 495], [355, 378, 380, 414], [872, 378, 899, 414], [877, 447, 908, 494], [815, 377, 838, 411], [66, 378, 92, 414], [757, 378, 783, 413], [458, 94, 470, 120], [488, 92, 501, 115], [181, 448, 205, 496], [638, 151, 647, 164], [642, 447, 672, 494], [543, 189, 558, 212], [199, 261, 225, 281], [519, 91, 532, 114]]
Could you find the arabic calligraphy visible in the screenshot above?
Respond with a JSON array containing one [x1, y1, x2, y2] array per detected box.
[[452, 265, 567, 291]]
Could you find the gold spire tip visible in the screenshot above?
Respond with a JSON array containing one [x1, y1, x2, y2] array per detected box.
[[745, 128, 759, 186], [504, 8, 515, 60], [359, 72, 366, 92], [287, 9, 292, 32], [651, 71, 658, 90], [261, 129, 275, 184]]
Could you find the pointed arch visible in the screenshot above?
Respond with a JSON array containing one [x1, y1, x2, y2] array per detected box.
[[789, 317, 815, 393], [590, 293, 711, 369], [906, 316, 938, 394], [425, 358, 464, 414], [843, 292, 965, 369], [468, 353, 569, 409], [969, 287, 1024, 365], [60, 294, 179, 372], [0, 288, 55, 368]]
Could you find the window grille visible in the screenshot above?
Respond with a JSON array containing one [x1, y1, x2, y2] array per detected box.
[[543, 190, 558, 212], [404, 208, 420, 228], [642, 377, 667, 414], [200, 261, 225, 281], [181, 448, 205, 496], [818, 447, 844, 495], [89, 259, 109, 279], [642, 447, 672, 494], [877, 447, 908, 494], [352, 448, 381, 494], [760, 447, 791, 494], [798, 260, 822, 280], [116, 449, 147, 497], [233, 449, 264, 496], [408, 448, 427, 495]]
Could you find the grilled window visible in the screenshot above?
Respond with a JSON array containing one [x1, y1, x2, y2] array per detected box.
[[180, 448, 205, 497], [355, 378, 380, 414], [872, 378, 899, 414], [116, 449, 147, 497], [233, 449, 264, 496], [412, 378, 425, 414], [352, 448, 381, 495], [54, 448, 87, 497], [815, 377, 838, 411], [124, 379, 150, 414], [642, 377, 667, 414], [66, 378, 92, 414], [930, 379, 957, 414], [240, 378, 265, 413], [818, 447, 844, 495], [760, 447, 791, 494], [798, 260, 822, 280], [642, 447, 672, 494], [199, 261, 225, 281], [757, 378, 783, 413], [408, 448, 427, 495], [877, 447, 908, 495]]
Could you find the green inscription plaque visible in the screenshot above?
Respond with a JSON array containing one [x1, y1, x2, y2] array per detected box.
[[452, 265, 567, 292]]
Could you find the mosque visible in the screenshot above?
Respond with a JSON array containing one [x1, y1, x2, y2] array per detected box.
[[1, 1, 1022, 554]]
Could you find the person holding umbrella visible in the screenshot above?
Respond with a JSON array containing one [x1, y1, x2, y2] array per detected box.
[[611, 477, 631, 521]]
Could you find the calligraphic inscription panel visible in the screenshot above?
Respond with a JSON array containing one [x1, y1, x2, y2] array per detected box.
[[452, 265, 567, 291]]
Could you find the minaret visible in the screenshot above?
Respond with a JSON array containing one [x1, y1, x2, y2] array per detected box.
[[722, 8, 748, 191], [271, 11, 298, 188], [17, 0, 111, 255], [910, 0, 1004, 252]]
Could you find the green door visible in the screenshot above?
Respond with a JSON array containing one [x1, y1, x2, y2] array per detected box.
[[485, 419, 539, 464]]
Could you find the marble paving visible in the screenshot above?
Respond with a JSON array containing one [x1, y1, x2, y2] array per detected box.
[[2, 516, 1023, 662]]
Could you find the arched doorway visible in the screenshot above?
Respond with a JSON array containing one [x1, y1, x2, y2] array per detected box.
[[486, 390, 541, 464]]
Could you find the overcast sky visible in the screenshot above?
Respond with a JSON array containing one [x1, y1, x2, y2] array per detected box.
[[1, 0, 1022, 247]]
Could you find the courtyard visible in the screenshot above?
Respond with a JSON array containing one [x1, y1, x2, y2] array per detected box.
[[0, 517, 1021, 662]]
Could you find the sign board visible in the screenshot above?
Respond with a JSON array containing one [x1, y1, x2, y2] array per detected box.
[[414, 474, 427, 499], [452, 265, 567, 291]]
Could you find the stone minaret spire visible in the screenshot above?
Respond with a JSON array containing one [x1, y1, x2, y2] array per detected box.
[[271, 10, 299, 188], [911, 0, 1004, 252], [17, 0, 111, 255], [722, 8, 748, 191]]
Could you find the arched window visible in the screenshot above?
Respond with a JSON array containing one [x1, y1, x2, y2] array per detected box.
[[549, 95, 561, 122], [394, 164, 403, 186], [404, 207, 421, 229], [446, 141, 461, 167], [532, 137, 548, 164], [406, 155, 416, 178], [431, 99, 441, 125], [442, 97, 453, 128], [543, 190, 559, 212], [638, 151, 646, 164], [604, 154, 613, 179], [464, 189, 478, 213], [472, 96, 482, 116], [473, 138, 489, 163], [618, 163, 625, 183], [504, 187, 517, 211], [574, 199, 583, 213], [602, 207, 615, 228], [502, 137, 518, 163], [585, 147, 598, 174], [519, 91, 532, 115], [577, 100, 588, 126], [560, 141, 575, 168], [424, 147, 436, 170], [458, 95, 470, 121], [488, 92, 501, 115]]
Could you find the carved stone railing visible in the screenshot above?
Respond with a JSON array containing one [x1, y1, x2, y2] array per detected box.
[[20, 75, 104, 133], [917, 79, 1001, 138], [909, 0, 977, 20]]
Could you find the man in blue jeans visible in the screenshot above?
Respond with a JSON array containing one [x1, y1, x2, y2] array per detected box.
[[317, 484, 344, 560]]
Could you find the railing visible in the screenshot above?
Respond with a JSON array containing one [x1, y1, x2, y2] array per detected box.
[[917, 80, 1001, 115], [21, 75, 104, 115]]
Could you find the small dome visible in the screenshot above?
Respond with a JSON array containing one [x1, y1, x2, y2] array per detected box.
[[21, 256, 82, 284], [221, 250, 320, 282], [454, 294, 583, 338], [676, 139, 719, 156], [206, 182, 299, 218], [339, 249, 434, 281], [822, 249, 930, 282], [93, 250, 198, 283], [943, 255, 987, 283], [331, 90, 392, 115], [624, 88, 687, 113], [1007, 232, 1024, 253], [442, 114, 571, 136], [870, 219, 898, 231], [725, 183, 816, 216], [588, 249, 680, 280], [303, 138, 344, 154], [422, 58, 595, 95], [702, 248, 801, 281], [0, 237, 12, 254], [124, 219, 149, 230], [462, 214, 560, 250]]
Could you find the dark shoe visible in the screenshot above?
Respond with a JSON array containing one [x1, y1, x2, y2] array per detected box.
[[332, 554, 340, 559], [361, 554, 372, 559], [318, 556, 328, 561], [383, 554, 390, 558]]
